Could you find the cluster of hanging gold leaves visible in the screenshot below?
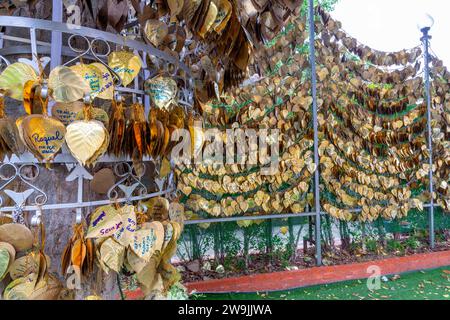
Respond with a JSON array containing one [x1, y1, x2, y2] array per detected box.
[[61, 223, 95, 279], [429, 56, 450, 211], [176, 13, 318, 220], [136, 0, 304, 102], [107, 99, 186, 164], [0, 47, 190, 166], [315, 7, 449, 221], [1, 223, 64, 300], [177, 6, 449, 222], [79, 197, 184, 296]]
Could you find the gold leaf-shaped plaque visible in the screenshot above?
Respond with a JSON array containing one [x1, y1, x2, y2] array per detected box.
[[0, 62, 38, 100], [113, 205, 137, 247], [65, 120, 108, 166], [19, 115, 66, 161], [144, 75, 178, 109], [144, 197, 169, 221], [136, 253, 161, 293], [130, 222, 164, 261], [52, 101, 84, 126], [108, 51, 142, 87], [167, 0, 184, 18], [169, 202, 185, 227], [15, 115, 26, 143], [0, 242, 15, 265], [99, 238, 125, 274], [126, 249, 147, 274], [0, 117, 26, 154], [48, 66, 90, 103], [0, 248, 10, 280], [0, 223, 33, 252], [91, 62, 115, 100], [144, 20, 169, 47], [198, 1, 218, 38], [212, 0, 232, 34], [8, 255, 38, 280], [70, 63, 103, 98], [161, 222, 173, 253], [86, 205, 121, 239], [3, 273, 37, 300]]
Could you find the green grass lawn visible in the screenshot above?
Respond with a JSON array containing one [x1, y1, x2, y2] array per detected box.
[[193, 266, 450, 300]]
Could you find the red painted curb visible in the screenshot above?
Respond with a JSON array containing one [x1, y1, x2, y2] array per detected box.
[[185, 250, 450, 293]]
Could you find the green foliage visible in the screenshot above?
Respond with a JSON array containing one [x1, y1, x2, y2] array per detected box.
[[404, 236, 421, 250], [386, 238, 405, 254], [364, 238, 379, 252]]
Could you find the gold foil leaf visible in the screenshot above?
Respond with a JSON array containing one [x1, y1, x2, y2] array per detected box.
[[212, 0, 232, 34], [0, 248, 10, 280], [198, 1, 218, 38], [108, 51, 142, 87], [90, 62, 115, 100], [167, 0, 184, 18], [19, 115, 66, 161], [86, 205, 122, 239], [70, 63, 103, 98], [126, 249, 147, 274], [65, 120, 108, 166], [0, 62, 38, 100], [131, 222, 164, 261], [168, 202, 185, 227], [52, 101, 84, 126], [75, 107, 110, 128], [0, 117, 26, 154], [0, 223, 33, 252], [3, 273, 37, 300], [48, 66, 90, 103], [99, 238, 125, 273], [0, 242, 15, 264], [144, 20, 169, 47], [113, 205, 137, 247], [8, 255, 39, 280], [144, 75, 178, 109]]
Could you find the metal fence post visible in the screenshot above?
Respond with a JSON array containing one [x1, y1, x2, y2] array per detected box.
[[308, 0, 322, 266], [50, 0, 63, 70], [421, 27, 435, 249]]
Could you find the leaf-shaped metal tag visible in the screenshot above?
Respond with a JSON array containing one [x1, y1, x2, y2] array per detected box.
[[70, 63, 102, 98], [144, 75, 178, 109], [0, 248, 10, 280], [65, 120, 108, 166], [86, 205, 121, 239], [48, 66, 90, 103], [130, 222, 164, 261], [52, 101, 84, 126], [144, 20, 169, 47], [19, 115, 66, 161], [91, 62, 114, 100], [0, 62, 38, 100], [108, 51, 142, 87]]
